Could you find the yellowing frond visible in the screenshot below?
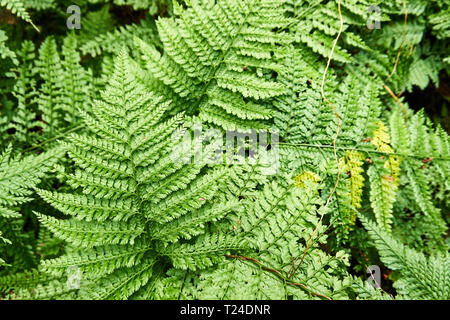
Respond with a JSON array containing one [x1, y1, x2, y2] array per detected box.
[[369, 122, 401, 232], [344, 151, 365, 210], [293, 171, 322, 189]]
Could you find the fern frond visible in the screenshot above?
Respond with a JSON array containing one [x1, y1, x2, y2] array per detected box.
[[36, 51, 240, 299], [368, 122, 400, 232], [0, 0, 39, 31], [360, 214, 449, 300], [136, 0, 289, 131], [8, 40, 39, 146], [0, 145, 63, 211], [0, 30, 17, 65]]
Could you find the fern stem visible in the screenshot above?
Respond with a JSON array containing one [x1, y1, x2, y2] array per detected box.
[[21, 124, 85, 154], [224, 255, 331, 300], [279, 142, 450, 161]]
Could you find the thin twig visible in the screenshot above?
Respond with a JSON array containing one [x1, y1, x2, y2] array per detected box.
[[385, 1, 408, 84], [289, 0, 344, 280], [224, 255, 331, 300], [384, 1, 408, 120], [20, 124, 85, 154], [384, 84, 407, 119]]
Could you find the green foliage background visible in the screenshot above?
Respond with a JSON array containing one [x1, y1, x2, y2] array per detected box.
[[0, 0, 449, 300]]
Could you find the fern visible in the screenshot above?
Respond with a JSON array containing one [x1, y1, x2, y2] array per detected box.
[[0, 0, 39, 31], [368, 121, 400, 232], [34, 35, 93, 137], [135, 0, 289, 131], [33, 51, 241, 299], [22, 0, 55, 11], [8, 40, 38, 147], [0, 30, 17, 66], [360, 214, 449, 300], [160, 178, 358, 300], [0, 144, 64, 271], [0, 0, 448, 301], [79, 15, 160, 58]]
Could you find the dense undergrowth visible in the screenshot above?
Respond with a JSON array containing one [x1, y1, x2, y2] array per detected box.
[[0, 0, 449, 300]]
